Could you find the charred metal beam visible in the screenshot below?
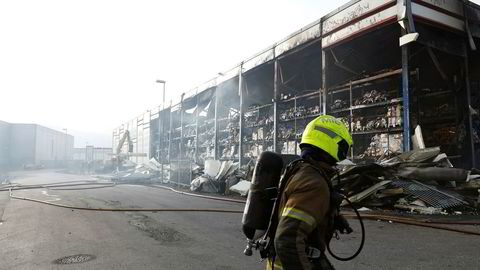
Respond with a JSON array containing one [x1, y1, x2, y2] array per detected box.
[[405, 0, 416, 33], [195, 91, 199, 164], [427, 47, 448, 81], [274, 59, 279, 153], [214, 87, 219, 160], [239, 64, 244, 166], [282, 73, 299, 88], [465, 54, 476, 167], [180, 93, 185, 161], [331, 49, 359, 75], [158, 107, 163, 181], [463, 0, 477, 51], [402, 28, 411, 152], [321, 50, 327, 115], [278, 60, 285, 84], [168, 101, 173, 164]]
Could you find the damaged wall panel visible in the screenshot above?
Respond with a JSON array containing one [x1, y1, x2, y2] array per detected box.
[[242, 48, 274, 73], [411, 1, 465, 31], [274, 22, 321, 57], [322, 1, 397, 48], [322, 0, 396, 35]]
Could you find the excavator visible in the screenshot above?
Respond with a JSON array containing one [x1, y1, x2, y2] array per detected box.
[[111, 130, 147, 171]]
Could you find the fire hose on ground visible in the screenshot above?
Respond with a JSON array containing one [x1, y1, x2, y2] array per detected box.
[[2, 181, 480, 236]]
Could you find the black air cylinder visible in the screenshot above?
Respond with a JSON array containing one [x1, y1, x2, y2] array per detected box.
[[242, 151, 283, 241]]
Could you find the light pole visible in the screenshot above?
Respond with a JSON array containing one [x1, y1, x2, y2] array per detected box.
[[156, 80, 166, 110], [156, 79, 166, 182]]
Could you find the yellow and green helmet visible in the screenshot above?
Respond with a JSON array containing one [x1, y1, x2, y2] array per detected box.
[[300, 115, 353, 162]]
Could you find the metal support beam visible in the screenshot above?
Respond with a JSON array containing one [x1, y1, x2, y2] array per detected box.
[[321, 50, 327, 115], [402, 29, 411, 152], [465, 55, 476, 167], [239, 64, 244, 166], [158, 107, 164, 183], [180, 93, 185, 160], [427, 47, 448, 81], [405, 0, 416, 33], [168, 101, 173, 164], [463, 0, 477, 51], [157, 106, 162, 162], [195, 92, 199, 164], [331, 49, 359, 75], [273, 59, 279, 153], [214, 87, 219, 160]]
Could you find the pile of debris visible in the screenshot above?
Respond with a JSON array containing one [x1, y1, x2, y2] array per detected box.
[[99, 158, 166, 182], [190, 160, 253, 196], [335, 147, 480, 214]]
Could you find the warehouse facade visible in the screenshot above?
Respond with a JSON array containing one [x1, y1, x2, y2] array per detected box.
[[0, 121, 74, 169], [114, 0, 480, 185]]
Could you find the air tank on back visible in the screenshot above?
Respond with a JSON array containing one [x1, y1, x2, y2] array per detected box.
[[242, 151, 283, 245]]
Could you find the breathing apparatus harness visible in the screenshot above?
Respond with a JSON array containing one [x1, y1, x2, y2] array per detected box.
[[247, 158, 365, 262]]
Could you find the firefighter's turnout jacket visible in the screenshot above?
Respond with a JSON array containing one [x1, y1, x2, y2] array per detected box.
[[267, 159, 336, 270]]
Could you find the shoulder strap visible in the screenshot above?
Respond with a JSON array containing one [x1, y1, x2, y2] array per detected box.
[[301, 159, 334, 193]]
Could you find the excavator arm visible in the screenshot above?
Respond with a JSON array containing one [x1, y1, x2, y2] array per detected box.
[[116, 130, 132, 155]]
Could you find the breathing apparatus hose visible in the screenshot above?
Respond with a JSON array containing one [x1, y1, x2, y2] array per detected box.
[[6, 180, 245, 214], [327, 196, 365, 261], [8, 188, 244, 213], [5, 181, 480, 236]]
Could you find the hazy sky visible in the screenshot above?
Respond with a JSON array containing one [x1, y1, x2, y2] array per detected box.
[[1, 0, 478, 147]]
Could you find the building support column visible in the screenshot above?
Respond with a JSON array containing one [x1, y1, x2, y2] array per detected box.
[[239, 64, 244, 166], [321, 50, 327, 115], [402, 30, 411, 152], [180, 93, 185, 160], [168, 101, 173, 164], [214, 87, 219, 160], [195, 92, 199, 164], [158, 106, 164, 182], [465, 55, 476, 167], [273, 59, 279, 153]]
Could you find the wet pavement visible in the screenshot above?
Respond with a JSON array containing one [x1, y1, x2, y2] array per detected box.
[[0, 170, 479, 270]]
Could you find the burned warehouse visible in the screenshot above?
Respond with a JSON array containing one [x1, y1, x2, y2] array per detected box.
[[112, 0, 480, 211]]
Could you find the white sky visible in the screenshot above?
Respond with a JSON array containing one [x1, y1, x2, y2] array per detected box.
[[1, 0, 478, 147]]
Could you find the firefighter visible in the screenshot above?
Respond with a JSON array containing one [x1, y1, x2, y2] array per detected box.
[[268, 115, 352, 270]]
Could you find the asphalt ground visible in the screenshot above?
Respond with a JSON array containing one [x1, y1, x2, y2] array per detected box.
[[0, 170, 479, 270]]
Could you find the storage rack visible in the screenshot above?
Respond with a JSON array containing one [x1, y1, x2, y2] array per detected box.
[[181, 103, 197, 163], [215, 78, 241, 162], [242, 103, 275, 164], [327, 69, 405, 162], [413, 89, 459, 158], [217, 108, 240, 161], [158, 106, 171, 182], [166, 102, 192, 186], [278, 90, 322, 155], [196, 98, 216, 165]]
